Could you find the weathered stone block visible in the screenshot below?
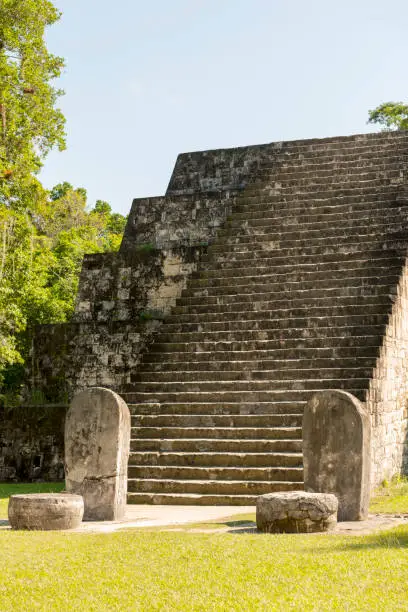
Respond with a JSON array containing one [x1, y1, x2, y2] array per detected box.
[[256, 491, 338, 533], [65, 387, 130, 521], [8, 493, 83, 530], [303, 390, 371, 521]]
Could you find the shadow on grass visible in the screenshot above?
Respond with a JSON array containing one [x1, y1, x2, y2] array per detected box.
[[224, 520, 256, 528], [227, 526, 258, 534], [214, 519, 258, 534], [331, 528, 408, 551], [181, 519, 259, 533], [226, 526, 408, 542], [291, 525, 408, 553]]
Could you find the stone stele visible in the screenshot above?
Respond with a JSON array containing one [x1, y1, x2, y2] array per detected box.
[[303, 390, 371, 521], [8, 493, 84, 530], [256, 491, 338, 533], [65, 387, 131, 521]]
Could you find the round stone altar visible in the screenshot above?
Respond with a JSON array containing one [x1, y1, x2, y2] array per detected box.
[[8, 493, 84, 531], [256, 491, 338, 533]]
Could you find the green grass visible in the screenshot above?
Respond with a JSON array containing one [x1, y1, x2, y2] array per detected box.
[[0, 524, 407, 610], [369, 476, 408, 513], [0, 482, 406, 610], [0, 482, 64, 519], [163, 512, 257, 531]]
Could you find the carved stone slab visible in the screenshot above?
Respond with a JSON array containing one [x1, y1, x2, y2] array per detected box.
[[303, 390, 371, 521], [8, 493, 84, 530], [65, 387, 131, 521]]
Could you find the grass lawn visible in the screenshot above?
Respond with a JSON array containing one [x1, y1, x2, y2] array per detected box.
[[0, 482, 64, 519], [369, 477, 408, 513], [0, 481, 406, 611]]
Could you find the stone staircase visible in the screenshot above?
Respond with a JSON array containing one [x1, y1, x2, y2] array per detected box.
[[122, 133, 408, 504]]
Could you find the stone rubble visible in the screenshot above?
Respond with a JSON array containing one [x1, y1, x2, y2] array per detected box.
[[256, 491, 338, 533]]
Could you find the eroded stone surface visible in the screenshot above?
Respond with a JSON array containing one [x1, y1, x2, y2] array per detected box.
[[65, 387, 130, 521], [8, 493, 83, 530], [303, 390, 371, 521], [26, 131, 408, 503], [256, 491, 338, 533]]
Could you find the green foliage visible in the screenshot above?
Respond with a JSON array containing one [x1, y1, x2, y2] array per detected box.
[[138, 309, 165, 322], [0, 2, 128, 402], [368, 102, 408, 131], [0, 0, 66, 208], [135, 242, 156, 254], [0, 185, 127, 399]]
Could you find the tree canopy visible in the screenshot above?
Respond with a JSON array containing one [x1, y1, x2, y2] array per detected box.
[[368, 102, 408, 131], [0, 2, 128, 402], [0, 0, 66, 210], [0, 185, 127, 401]]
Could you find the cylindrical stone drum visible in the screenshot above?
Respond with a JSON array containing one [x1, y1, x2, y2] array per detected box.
[[8, 493, 84, 531]]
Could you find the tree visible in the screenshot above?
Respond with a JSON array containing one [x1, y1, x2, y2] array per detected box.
[[368, 102, 408, 131], [0, 2, 128, 401], [0, 183, 127, 401], [0, 0, 65, 378], [0, 0, 65, 209]]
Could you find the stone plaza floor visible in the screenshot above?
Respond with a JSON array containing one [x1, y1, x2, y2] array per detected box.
[[2, 505, 407, 535]]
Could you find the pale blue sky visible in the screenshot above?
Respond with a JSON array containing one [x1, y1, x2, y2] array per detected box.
[[41, 0, 408, 215]]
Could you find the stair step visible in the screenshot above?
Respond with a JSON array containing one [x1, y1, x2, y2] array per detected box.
[[150, 339, 382, 357], [174, 289, 395, 311], [145, 345, 381, 363], [129, 438, 303, 453], [131, 414, 303, 428], [233, 194, 402, 215], [124, 388, 366, 404], [210, 236, 408, 256], [258, 157, 405, 175], [194, 257, 406, 279], [258, 161, 407, 181], [139, 357, 377, 373], [128, 402, 306, 415], [132, 368, 373, 383], [230, 203, 407, 224], [128, 451, 303, 467], [243, 180, 400, 198], [130, 377, 369, 393], [189, 273, 402, 295], [217, 222, 407, 244], [156, 320, 388, 344], [256, 136, 407, 153], [126, 492, 272, 505], [208, 240, 407, 259], [127, 478, 302, 495], [169, 298, 393, 319], [265, 163, 402, 178], [128, 465, 304, 481], [241, 185, 401, 202], [226, 208, 408, 229], [187, 267, 402, 289], [162, 314, 390, 333], [131, 426, 302, 440], [204, 248, 406, 269]]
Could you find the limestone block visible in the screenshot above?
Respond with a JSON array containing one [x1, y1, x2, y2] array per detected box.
[[8, 493, 84, 530], [65, 387, 131, 521], [303, 390, 371, 521], [256, 491, 338, 533]]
